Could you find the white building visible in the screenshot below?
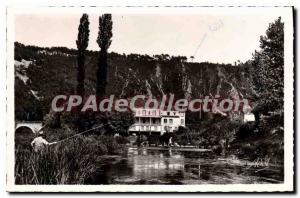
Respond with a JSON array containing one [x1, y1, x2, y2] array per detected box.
[[243, 113, 255, 122], [129, 108, 185, 135]]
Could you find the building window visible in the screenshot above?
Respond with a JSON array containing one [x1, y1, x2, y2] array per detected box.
[[152, 110, 156, 116], [167, 112, 170, 116], [143, 110, 146, 115], [169, 119, 173, 124], [164, 118, 167, 124], [142, 118, 146, 123], [181, 119, 184, 125]]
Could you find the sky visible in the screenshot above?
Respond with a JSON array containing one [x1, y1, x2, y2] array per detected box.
[[15, 13, 280, 64]]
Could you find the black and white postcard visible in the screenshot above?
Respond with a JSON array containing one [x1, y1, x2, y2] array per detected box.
[[6, 6, 294, 192]]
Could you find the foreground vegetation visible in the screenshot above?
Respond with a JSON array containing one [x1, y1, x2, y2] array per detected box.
[[15, 130, 128, 184]]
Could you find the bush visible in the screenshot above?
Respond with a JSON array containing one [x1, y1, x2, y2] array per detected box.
[[236, 122, 256, 140]]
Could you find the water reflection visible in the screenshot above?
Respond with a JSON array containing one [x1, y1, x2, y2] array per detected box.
[[129, 149, 185, 183], [85, 148, 283, 185]]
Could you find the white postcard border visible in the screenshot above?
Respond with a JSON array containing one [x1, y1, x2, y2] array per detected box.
[[6, 6, 294, 192]]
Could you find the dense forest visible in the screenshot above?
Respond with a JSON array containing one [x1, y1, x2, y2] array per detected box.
[[14, 42, 254, 121]]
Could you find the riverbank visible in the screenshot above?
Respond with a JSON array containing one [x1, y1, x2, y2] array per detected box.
[[130, 146, 212, 152]]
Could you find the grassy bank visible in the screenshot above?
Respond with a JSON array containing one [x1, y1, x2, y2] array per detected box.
[[15, 134, 128, 185]]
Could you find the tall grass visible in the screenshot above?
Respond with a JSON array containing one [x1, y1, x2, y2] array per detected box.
[[15, 135, 128, 184]]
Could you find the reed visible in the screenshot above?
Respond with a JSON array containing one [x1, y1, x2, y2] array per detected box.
[[15, 135, 128, 184]]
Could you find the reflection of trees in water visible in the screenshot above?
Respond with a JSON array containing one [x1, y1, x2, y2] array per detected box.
[[87, 149, 284, 184], [130, 150, 185, 181], [85, 158, 134, 184]]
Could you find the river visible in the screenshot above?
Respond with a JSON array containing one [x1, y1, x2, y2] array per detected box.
[[85, 147, 284, 185]]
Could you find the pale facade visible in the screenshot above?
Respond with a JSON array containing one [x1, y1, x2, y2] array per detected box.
[[243, 113, 255, 122], [129, 108, 185, 135]]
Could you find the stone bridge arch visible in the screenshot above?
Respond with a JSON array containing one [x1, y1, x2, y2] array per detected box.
[[15, 121, 43, 134]]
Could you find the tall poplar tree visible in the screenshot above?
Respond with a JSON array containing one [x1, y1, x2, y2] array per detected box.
[[96, 14, 113, 96], [76, 14, 90, 97]]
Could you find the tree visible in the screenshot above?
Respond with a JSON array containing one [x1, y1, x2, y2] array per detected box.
[[76, 14, 90, 97], [251, 17, 284, 112], [96, 14, 113, 96], [213, 119, 241, 156]]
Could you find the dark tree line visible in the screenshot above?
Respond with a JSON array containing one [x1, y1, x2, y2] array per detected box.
[[76, 13, 112, 98]]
